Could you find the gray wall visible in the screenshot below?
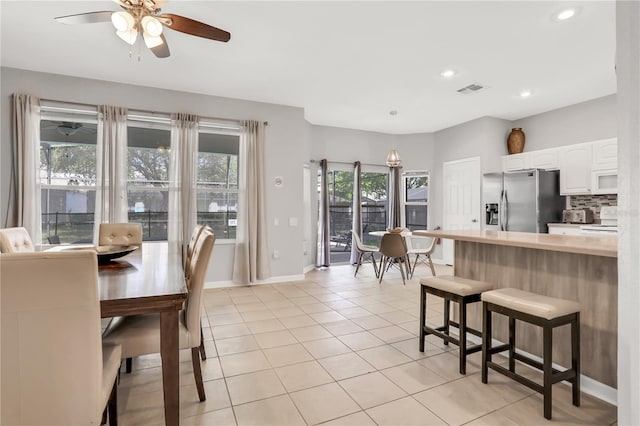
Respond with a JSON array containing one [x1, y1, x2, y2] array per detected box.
[[0, 66, 618, 277], [512, 94, 617, 150], [1, 67, 310, 283]]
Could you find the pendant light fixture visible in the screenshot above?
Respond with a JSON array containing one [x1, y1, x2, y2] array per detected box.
[[386, 110, 401, 168]]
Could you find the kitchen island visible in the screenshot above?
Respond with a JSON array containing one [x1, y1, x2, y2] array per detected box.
[[414, 230, 618, 390]]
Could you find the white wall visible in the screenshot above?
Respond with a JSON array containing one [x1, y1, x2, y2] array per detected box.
[[615, 1, 640, 423]]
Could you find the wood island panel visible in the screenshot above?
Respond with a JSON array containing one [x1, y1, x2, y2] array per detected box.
[[413, 230, 618, 388]]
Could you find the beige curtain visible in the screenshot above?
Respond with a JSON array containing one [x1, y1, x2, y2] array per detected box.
[[94, 105, 129, 242], [6, 94, 42, 243], [168, 113, 199, 258], [317, 159, 330, 267], [233, 120, 270, 283]]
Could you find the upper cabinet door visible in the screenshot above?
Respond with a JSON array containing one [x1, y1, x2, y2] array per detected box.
[[529, 148, 559, 170], [502, 153, 529, 172], [592, 138, 617, 170], [559, 143, 593, 195]]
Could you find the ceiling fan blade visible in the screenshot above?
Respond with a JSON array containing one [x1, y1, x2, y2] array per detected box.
[[161, 14, 230, 42], [54, 11, 114, 25], [148, 34, 170, 58]]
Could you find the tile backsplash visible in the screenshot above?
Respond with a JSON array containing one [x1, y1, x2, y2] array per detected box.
[[569, 194, 617, 219]]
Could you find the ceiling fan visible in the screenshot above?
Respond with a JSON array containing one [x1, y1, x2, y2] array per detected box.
[[54, 0, 231, 59]]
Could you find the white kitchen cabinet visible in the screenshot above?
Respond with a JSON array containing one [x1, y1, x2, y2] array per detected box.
[[558, 143, 593, 195], [502, 153, 528, 172], [502, 148, 558, 172], [548, 224, 583, 235], [592, 138, 617, 170], [529, 148, 559, 170]]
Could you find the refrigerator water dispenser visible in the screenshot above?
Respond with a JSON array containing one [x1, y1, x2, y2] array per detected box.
[[485, 203, 499, 226]]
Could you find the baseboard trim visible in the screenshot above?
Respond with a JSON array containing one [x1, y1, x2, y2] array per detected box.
[[204, 274, 306, 289], [303, 264, 316, 273]]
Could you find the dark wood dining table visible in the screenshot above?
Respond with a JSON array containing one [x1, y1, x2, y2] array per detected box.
[[98, 242, 187, 426]]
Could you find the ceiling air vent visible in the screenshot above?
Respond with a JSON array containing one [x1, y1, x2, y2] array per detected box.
[[457, 83, 486, 95]]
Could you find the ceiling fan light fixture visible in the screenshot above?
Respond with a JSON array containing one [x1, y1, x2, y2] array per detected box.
[[143, 32, 164, 48], [141, 16, 163, 37], [116, 28, 138, 45], [111, 11, 134, 32]]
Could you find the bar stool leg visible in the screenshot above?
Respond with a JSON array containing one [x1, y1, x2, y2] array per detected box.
[[543, 324, 553, 420], [443, 299, 450, 346], [572, 313, 581, 407], [459, 300, 467, 374], [481, 302, 491, 384], [419, 285, 426, 352], [508, 317, 516, 373]]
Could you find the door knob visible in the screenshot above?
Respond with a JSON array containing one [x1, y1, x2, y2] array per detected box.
[[471, 219, 478, 223]]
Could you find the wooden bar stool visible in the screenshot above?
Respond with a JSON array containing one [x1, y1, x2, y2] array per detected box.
[[481, 288, 581, 420], [419, 276, 493, 374]]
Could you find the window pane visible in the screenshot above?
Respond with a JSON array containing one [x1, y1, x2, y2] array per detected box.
[[361, 172, 388, 246], [41, 188, 95, 244], [40, 121, 98, 186], [406, 176, 429, 202], [197, 152, 238, 189], [197, 132, 240, 239], [197, 191, 237, 239], [127, 127, 171, 241], [40, 120, 98, 244], [405, 205, 428, 230]]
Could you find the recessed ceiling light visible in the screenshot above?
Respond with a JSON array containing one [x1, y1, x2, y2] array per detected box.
[[553, 8, 579, 22], [440, 69, 457, 78], [520, 91, 532, 98]]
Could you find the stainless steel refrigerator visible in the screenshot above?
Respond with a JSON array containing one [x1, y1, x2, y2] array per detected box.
[[482, 169, 565, 233]]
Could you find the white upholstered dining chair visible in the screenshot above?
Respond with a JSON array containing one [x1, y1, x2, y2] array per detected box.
[[98, 222, 143, 246], [1, 250, 121, 425], [0, 226, 35, 253], [103, 227, 215, 401], [351, 230, 379, 277]]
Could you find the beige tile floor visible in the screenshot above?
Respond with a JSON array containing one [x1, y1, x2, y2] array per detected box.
[[116, 263, 617, 425]]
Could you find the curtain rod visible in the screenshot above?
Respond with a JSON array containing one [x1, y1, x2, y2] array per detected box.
[[39, 97, 267, 126], [309, 159, 388, 168]]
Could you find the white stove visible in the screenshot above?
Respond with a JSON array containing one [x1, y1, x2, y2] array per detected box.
[[580, 206, 617, 236]]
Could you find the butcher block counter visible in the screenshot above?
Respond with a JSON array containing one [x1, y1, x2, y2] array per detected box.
[[414, 229, 618, 389]]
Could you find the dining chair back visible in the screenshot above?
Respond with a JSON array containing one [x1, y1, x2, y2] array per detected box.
[[98, 222, 143, 246], [103, 227, 216, 402], [378, 232, 410, 285], [351, 230, 379, 277], [1, 250, 121, 425], [0, 226, 34, 253], [184, 224, 206, 271]]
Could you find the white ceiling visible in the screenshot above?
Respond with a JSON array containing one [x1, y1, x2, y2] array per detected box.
[[1, 1, 617, 134]]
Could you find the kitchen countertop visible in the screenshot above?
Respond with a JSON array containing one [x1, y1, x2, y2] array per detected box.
[[412, 229, 617, 258], [547, 223, 584, 227]]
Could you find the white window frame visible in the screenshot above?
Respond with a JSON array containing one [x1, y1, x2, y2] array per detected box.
[[401, 170, 430, 230]]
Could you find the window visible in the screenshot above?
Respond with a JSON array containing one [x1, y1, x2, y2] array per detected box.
[[38, 102, 243, 244], [196, 130, 240, 239], [127, 125, 171, 240], [318, 165, 389, 262], [361, 171, 388, 246], [403, 171, 429, 230], [39, 119, 98, 244]]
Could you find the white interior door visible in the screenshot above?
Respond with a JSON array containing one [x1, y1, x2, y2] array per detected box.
[[442, 157, 481, 265]]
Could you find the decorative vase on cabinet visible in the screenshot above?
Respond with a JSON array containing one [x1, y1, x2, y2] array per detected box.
[[507, 128, 525, 154]]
